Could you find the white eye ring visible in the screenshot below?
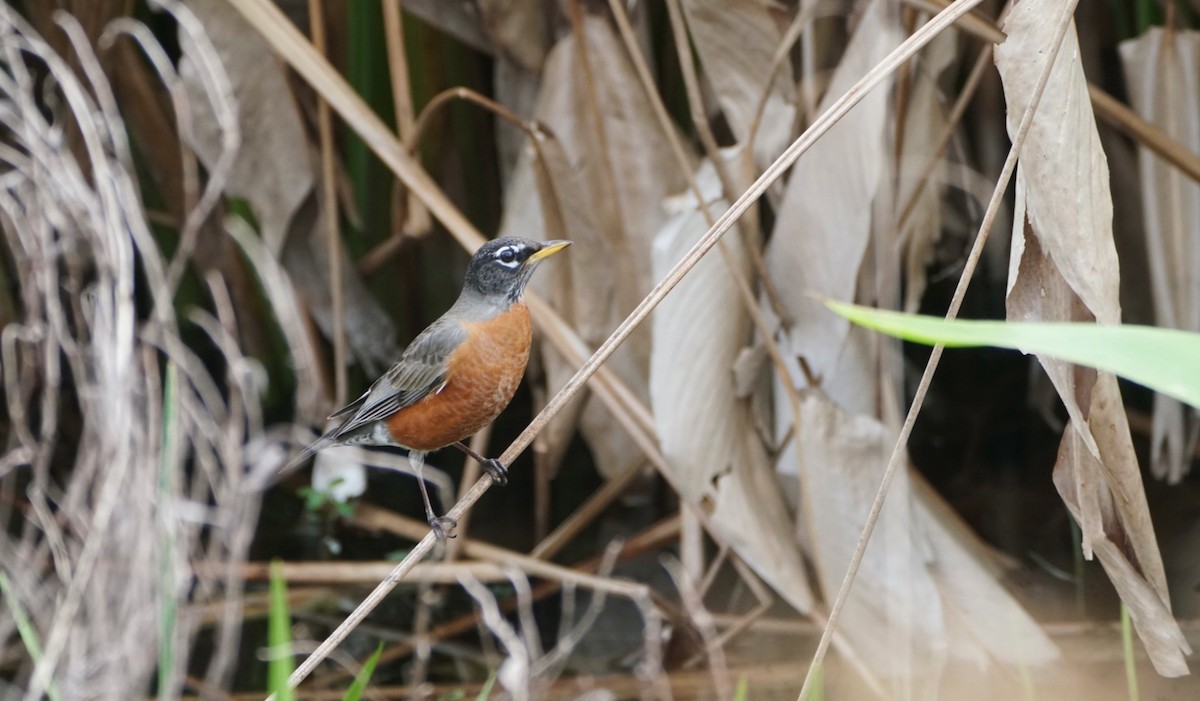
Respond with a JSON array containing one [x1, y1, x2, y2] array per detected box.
[[494, 246, 519, 268]]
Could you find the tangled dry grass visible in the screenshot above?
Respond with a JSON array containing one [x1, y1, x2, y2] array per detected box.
[[0, 4, 278, 698]]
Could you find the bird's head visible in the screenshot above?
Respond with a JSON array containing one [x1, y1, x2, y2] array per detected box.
[[462, 237, 571, 304]]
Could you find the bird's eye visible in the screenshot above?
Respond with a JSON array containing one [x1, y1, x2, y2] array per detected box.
[[497, 247, 517, 264]]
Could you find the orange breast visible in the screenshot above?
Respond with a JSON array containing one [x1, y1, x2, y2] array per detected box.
[[385, 304, 532, 452]]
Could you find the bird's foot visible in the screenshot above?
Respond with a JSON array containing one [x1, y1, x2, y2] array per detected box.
[[483, 458, 509, 486], [429, 515, 458, 541]]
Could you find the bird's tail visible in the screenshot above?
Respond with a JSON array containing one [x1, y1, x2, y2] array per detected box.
[[279, 433, 334, 476]]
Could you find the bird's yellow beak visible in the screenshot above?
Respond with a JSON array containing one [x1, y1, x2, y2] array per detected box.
[[528, 239, 571, 262]]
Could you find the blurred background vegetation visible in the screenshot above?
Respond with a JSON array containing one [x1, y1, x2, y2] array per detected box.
[[1, 0, 1199, 699]]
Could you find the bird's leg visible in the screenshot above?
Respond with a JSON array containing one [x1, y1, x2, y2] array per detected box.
[[453, 441, 508, 486], [409, 451, 456, 540]]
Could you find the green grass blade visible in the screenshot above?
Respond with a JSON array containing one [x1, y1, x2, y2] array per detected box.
[[158, 361, 179, 701], [825, 300, 1200, 408], [1123, 603, 1140, 701], [732, 675, 748, 701], [803, 662, 823, 701], [342, 642, 385, 701], [0, 572, 62, 701], [268, 559, 296, 701], [475, 670, 497, 701]]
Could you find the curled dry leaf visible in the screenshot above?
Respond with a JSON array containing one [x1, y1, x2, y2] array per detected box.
[[650, 159, 812, 614], [766, 0, 903, 414], [502, 15, 690, 480], [679, 0, 798, 170], [1119, 29, 1200, 483], [795, 392, 1056, 687], [996, 3, 1190, 676]]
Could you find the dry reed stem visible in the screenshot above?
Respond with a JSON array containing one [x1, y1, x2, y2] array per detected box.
[[662, 556, 733, 699], [794, 1, 1080, 699], [683, 555, 775, 669], [308, 0, 348, 405], [380, 0, 430, 239], [564, 0, 628, 247], [357, 86, 551, 275], [228, 560, 513, 584], [225, 0, 993, 689]]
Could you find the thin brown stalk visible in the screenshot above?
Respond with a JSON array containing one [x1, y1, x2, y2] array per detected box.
[[358, 87, 552, 276], [228, 560, 508, 584], [529, 456, 644, 560], [408, 86, 538, 152], [794, 1, 1080, 699], [564, 0, 628, 244], [745, 1, 819, 154], [1089, 84, 1200, 184], [308, 0, 347, 405], [381, 0, 430, 240], [662, 0, 738, 200], [662, 556, 732, 700]]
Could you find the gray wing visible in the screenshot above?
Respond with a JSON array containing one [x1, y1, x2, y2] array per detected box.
[[325, 318, 467, 442]]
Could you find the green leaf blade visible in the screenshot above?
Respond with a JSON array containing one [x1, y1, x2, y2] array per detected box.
[[342, 641, 385, 701], [825, 300, 1200, 408], [268, 559, 296, 701]]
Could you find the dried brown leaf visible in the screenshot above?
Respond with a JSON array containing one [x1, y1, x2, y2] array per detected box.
[[796, 393, 1056, 683], [1119, 29, 1200, 483], [996, 3, 1190, 676], [1054, 408, 1193, 677], [649, 161, 813, 613], [181, 0, 311, 254], [680, 0, 798, 169], [766, 0, 903, 412]]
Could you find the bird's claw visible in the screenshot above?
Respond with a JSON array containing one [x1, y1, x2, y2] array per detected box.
[[429, 515, 458, 541], [483, 459, 509, 486]]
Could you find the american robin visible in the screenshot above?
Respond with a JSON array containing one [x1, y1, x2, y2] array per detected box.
[[293, 237, 571, 539]]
